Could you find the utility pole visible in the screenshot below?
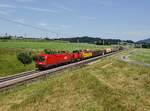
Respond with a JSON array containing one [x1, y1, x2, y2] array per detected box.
[[56, 33, 59, 38], [103, 39, 105, 45], [45, 33, 48, 38], [61, 33, 63, 38], [140, 44, 142, 49], [24, 33, 27, 38], [118, 40, 120, 48], [5, 32, 8, 37]]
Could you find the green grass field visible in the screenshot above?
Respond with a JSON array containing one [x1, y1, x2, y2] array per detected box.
[[0, 41, 106, 51], [0, 51, 149, 111], [0, 41, 109, 77], [130, 49, 150, 64]]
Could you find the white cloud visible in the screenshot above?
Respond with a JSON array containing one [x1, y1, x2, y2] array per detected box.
[[103, 31, 150, 40], [122, 31, 150, 37], [59, 25, 71, 29], [14, 18, 25, 24], [0, 4, 16, 8], [55, 3, 73, 12], [59, 5, 72, 12], [99, 1, 113, 5], [37, 22, 48, 27], [79, 15, 96, 20], [23, 6, 58, 13], [16, 0, 35, 2], [0, 4, 58, 14], [0, 10, 9, 15]]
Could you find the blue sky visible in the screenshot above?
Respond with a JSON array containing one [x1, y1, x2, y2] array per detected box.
[[0, 0, 149, 41]]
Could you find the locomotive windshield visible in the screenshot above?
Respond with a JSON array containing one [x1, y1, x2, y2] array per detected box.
[[73, 50, 80, 53], [38, 56, 45, 62]]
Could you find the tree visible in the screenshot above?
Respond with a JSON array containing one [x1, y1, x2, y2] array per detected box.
[[17, 52, 32, 66], [95, 41, 103, 45], [44, 49, 57, 54], [44, 37, 50, 41]]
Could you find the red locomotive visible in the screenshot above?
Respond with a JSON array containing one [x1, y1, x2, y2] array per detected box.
[[35, 47, 122, 70], [72, 50, 82, 60], [36, 51, 73, 70]]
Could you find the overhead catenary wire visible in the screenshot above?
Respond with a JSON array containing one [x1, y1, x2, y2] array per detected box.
[[0, 16, 60, 37]]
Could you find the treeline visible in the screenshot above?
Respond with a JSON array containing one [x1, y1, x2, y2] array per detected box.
[[0, 33, 22, 40], [142, 44, 150, 48], [135, 38, 150, 48], [135, 43, 150, 48], [0, 34, 50, 42], [0, 35, 13, 39], [0, 34, 135, 45]]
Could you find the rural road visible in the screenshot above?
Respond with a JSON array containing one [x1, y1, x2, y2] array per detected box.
[[121, 54, 150, 67]]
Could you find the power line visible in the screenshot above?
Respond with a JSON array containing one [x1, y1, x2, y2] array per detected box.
[[0, 16, 74, 38], [0, 16, 59, 35]]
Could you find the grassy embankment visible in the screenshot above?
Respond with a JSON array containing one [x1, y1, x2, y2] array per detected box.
[[0, 50, 149, 111], [130, 49, 150, 64], [0, 41, 108, 77]]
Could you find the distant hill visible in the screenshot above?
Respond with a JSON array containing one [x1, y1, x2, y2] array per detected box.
[[137, 38, 150, 43], [57, 36, 101, 44], [55, 36, 122, 45]]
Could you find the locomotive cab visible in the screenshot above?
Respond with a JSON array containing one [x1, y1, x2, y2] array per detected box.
[[35, 54, 48, 69], [36, 51, 73, 70], [37, 56, 45, 62]]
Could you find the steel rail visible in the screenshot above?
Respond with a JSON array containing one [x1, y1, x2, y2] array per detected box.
[[0, 50, 122, 90], [0, 70, 38, 82]]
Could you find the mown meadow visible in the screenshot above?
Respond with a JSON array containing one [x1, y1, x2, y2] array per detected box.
[[0, 50, 149, 111], [0, 40, 109, 77]]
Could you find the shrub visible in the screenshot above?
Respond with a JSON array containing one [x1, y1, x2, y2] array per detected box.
[[17, 52, 32, 66]]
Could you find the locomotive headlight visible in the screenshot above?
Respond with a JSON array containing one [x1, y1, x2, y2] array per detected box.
[[64, 56, 67, 60]]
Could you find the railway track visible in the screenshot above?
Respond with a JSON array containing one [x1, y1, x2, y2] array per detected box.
[[0, 70, 39, 83], [0, 50, 122, 91]]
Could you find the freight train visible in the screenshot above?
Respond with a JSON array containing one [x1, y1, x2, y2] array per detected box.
[[35, 47, 123, 70]]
